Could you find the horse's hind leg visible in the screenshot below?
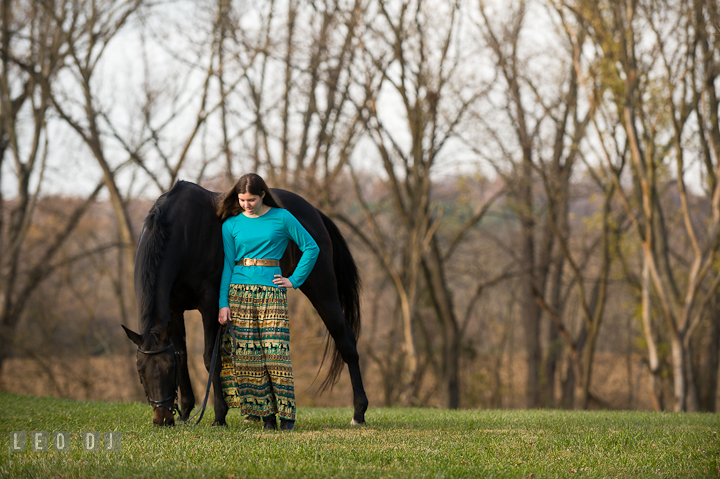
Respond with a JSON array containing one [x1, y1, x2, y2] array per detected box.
[[307, 295, 368, 425], [171, 308, 195, 421]]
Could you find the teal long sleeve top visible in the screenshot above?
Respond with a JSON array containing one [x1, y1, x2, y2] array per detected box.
[[218, 207, 319, 310]]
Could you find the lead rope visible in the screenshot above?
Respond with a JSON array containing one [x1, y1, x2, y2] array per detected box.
[[184, 323, 226, 426], [221, 324, 237, 356]]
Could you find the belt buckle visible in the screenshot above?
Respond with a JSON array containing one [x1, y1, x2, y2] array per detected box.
[[244, 258, 255, 266]]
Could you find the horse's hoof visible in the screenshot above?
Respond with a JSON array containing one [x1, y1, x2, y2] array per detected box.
[[350, 418, 365, 426], [154, 419, 175, 427]]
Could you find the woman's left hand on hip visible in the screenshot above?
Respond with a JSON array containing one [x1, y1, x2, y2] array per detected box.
[[273, 275, 294, 289]]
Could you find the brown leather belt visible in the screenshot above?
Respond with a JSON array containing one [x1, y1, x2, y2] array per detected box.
[[236, 258, 280, 267]]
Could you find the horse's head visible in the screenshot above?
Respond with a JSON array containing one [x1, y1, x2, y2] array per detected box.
[[123, 325, 178, 426]]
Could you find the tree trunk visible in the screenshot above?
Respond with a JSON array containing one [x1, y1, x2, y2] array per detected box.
[[578, 319, 600, 409], [422, 239, 461, 409], [683, 340, 700, 412], [544, 322, 560, 407], [0, 310, 21, 387], [669, 331, 687, 412], [700, 302, 719, 411], [398, 287, 419, 405], [560, 354, 575, 409], [641, 255, 664, 411], [517, 149, 540, 407], [543, 248, 566, 408]]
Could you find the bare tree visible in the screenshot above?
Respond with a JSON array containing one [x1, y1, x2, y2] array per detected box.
[[0, 0, 105, 379], [566, 0, 720, 411], [26, 0, 146, 328], [228, 0, 367, 203], [102, 0, 259, 193], [339, 0, 500, 408], [470, 0, 597, 408]]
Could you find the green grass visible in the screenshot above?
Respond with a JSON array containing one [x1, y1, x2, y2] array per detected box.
[[1, 392, 718, 478]]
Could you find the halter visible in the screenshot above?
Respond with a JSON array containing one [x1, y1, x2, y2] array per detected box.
[[137, 342, 180, 416], [134, 325, 226, 427]]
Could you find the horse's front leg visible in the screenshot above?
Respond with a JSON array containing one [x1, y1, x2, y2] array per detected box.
[[200, 300, 228, 426], [171, 309, 195, 421]]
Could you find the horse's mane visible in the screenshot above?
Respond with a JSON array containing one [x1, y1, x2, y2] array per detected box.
[[137, 184, 179, 336]]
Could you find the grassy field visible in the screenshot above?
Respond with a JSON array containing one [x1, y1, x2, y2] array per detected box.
[[1, 392, 718, 478]]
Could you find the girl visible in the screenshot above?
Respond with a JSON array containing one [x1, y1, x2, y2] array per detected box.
[[216, 173, 319, 431]]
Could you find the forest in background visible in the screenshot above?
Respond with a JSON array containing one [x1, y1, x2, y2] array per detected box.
[[1, 0, 719, 412]]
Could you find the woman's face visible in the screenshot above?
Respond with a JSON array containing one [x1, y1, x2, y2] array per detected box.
[[238, 191, 264, 215]]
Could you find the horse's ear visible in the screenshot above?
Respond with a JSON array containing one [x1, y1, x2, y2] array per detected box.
[[122, 325, 142, 347]]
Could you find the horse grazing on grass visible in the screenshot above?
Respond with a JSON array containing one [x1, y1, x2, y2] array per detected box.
[[122, 181, 368, 426]]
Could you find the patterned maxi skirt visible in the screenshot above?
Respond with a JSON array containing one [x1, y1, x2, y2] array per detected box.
[[220, 284, 296, 421]]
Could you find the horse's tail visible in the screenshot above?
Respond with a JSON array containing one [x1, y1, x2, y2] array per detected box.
[[317, 210, 361, 394]]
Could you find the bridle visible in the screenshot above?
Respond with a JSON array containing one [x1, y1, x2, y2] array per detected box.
[[134, 324, 226, 426], [136, 341, 180, 416]]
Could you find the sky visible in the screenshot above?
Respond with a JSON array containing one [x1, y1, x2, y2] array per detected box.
[[1, 0, 712, 202]]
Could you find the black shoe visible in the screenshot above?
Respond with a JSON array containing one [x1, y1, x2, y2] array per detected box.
[[280, 419, 295, 432], [244, 415, 260, 424], [263, 414, 277, 430]]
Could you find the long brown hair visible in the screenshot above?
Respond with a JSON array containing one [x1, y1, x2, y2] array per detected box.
[[216, 173, 282, 221]]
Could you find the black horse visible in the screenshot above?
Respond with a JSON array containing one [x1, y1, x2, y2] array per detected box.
[[122, 181, 368, 426]]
